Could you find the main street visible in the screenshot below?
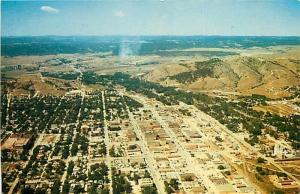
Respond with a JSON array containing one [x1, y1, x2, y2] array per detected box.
[[102, 90, 113, 194], [144, 103, 218, 193], [123, 92, 219, 194], [121, 94, 167, 194]]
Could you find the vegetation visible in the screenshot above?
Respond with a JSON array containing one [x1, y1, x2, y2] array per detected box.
[[169, 58, 221, 83], [256, 166, 269, 176], [164, 179, 179, 194], [109, 146, 123, 157], [123, 95, 143, 111], [89, 163, 109, 181], [112, 168, 132, 194], [218, 165, 226, 170], [142, 185, 158, 194], [3, 36, 300, 56], [81, 71, 299, 148], [257, 157, 266, 164], [41, 71, 80, 80]]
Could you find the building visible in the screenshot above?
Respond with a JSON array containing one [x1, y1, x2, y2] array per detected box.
[[1, 133, 35, 159], [139, 178, 153, 188]]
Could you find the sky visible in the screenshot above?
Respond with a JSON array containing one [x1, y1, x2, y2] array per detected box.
[[1, 0, 300, 36]]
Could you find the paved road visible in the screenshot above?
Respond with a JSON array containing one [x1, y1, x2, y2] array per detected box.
[[125, 92, 300, 192], [144, 102, 218, 194], [188, 104, 300, 186], [9, 95, 68, 193], [124, 93, 219, 193], [7, 178, 19, 194], [102, 91, 113, 194], [5, 93, 11, 126], [121, 94, 167, 194]]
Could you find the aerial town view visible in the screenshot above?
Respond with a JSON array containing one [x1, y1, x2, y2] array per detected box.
[[1, 1, 300, 194]]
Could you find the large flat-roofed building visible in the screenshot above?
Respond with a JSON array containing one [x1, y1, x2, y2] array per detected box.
[[138, 178, 153, 188], [209, 176, 236, 194], [269, 175, 299, 189], [1, 133, 34, 159]]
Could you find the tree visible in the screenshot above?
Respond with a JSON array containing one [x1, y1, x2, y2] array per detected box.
[[109, 146, 116, 157], [169, 179, 179, 190], [73, 185, 84, 193], [133, 173, 141, 184], [144, 171, 151, 178], [183, 176, 193, 181], [35, 188, 46, 194], [22, 187, 35, 194], [164, 181, 172, 194], [62, 146, 69, 159], [257, 157, 265, 163], [100, 188, 110, 194], [217, 165, 226, 170], [71, 143, 78, 156], [62, 181, 70, 194], [51, 180, 60, 194], [128, 144, 137, 150], [276, 172, 287, 177], [273, 191, 284, 194], [143, 185, 158, 194], [1, 181, 10, 193], [67, 161, 74, 177], [88, 184, 97, 194]]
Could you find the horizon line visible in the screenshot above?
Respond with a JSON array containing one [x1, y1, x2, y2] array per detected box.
[[2, 34, 300, 38]]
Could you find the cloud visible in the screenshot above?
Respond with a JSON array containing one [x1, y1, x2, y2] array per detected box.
[[115, 10, 125, 18], [40, 6, 59, 14]]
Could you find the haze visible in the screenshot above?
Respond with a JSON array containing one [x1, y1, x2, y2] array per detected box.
[[2, 0, 300, 36]]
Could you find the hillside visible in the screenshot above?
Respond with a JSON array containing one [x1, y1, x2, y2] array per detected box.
[[144, 51, 300, 99]]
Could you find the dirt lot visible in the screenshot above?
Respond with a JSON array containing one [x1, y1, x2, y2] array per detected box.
[[40, 134, 58, 145]]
